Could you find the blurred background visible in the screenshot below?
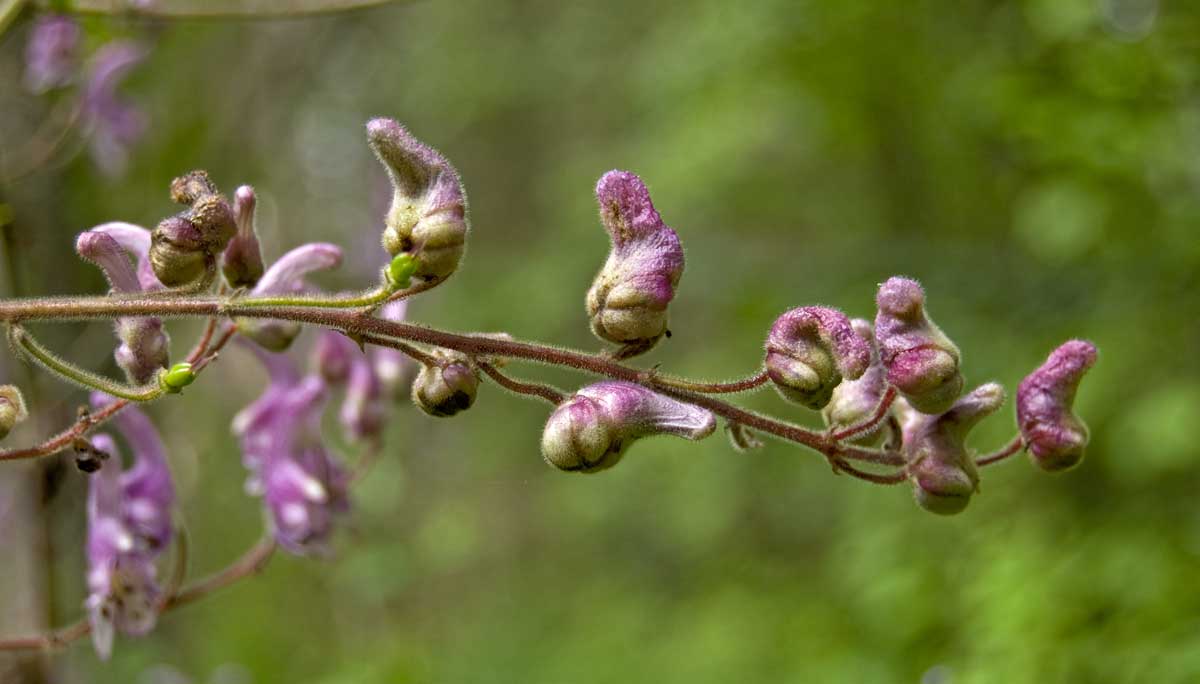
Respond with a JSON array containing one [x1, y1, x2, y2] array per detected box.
[[0, 0, 1198, 682]]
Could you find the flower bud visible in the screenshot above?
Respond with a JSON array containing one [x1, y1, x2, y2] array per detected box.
[[823, 319, 891, 443], [1017, 340, 1098, 472], [367, 118, 468, 282], [412, 356, 479, 417], [586, 171, 684, 357], [0, 385, 29, 440], [903, 383, 1005, 515], [158, 363, 195, 394], [221, 185, 265, 288], [765, 306, 871, 410], [150, 171, 236, 287], [541, 381, 716, 473], [874, 277, 964, 415]]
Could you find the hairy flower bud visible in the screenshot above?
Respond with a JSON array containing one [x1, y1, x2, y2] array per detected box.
[[823, 319, 891, 442], [586, 171, 684, 357], [221, 185, 265, 288], [1017, 340, 1098, 472], [903, 383, 1005, 515], [150, 171, 236, 287], [412, 355, 479, 418], [0, 385, 29, 440], [367, 118, 468, 282], [875, 277, 964, 415], [541, 381, 716, 473], [765, 306, 871, 410]]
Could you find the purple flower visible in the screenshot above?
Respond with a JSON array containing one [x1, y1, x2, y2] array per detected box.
[[541, 381, 716, 473], [764, 306, 871, 410], [83, 42, 149, 178], [234, 345, 349, 555], [900, 383, 1005, 515], [367, 118, 468, 281], [312, 330, 385, 443], [1016, 340, 1098, 472], [85, 395, 176, 659], [874, 276, 964, 415], [235, 243, 343, 351], [823, 319, 891, 443], [221, 185, 266, 288], [76, 227, 169, 383], [24, 14, 81, 94], [369, 300, 411, 396], [586, 171, 685, 356]]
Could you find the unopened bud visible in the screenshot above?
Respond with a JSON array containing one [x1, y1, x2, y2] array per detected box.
[[541, 381, 716, 473], [150, 171, 236, 287], [0, 385, 29, 440], [903, 383, 1005, 515], [221, 185, 265, 288], [412, 357, 479, 417], [765, 306, 871, 410], [149, 216, 208, 287], [114, 317, 170, 384], [586, 171, 684, 357], [169, 170, 218, 204], [159, 363, 195, 394], [1017, 340, 1098, 472], [875, 277, 963, 415], [367, 118, 468, 282], [823, 319, 890, 443]]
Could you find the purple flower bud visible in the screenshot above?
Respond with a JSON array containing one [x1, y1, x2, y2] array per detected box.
[[77, 229, 170, 383], [236, 243, 343, 351], [221, 185, 266, 288], [367, 118, 468, 281], [0, 385, 29, 440], [341, 357, 384, 442], [765, 306, 871, 410], [823, 319, 891, 443], [541, 381, 716, 473], [412, 355, 479, 417], [90, 222, 162, 291], [150, 171, 237, 287], [874, 277, 964, 415], [369, 300, 412, 396], [24, 14, 81, 94], [82, 41, 148, 178], [586, 171, 684, 356], [312, 330, 356, 384], [902, 383, 1005, 515], [84, 396, 176, 659], [1016, 340, 1098, 472], [234, 347, 349, 555]]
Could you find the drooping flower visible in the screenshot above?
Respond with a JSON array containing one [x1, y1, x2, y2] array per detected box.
[[82, 41, 149, 178], [235, 242, 343, 351], [874, 276, 964, 415], [84, 395, 176, 660], [586, 171, 685, 357], [312, 330, 386, 443], [76, 228, 169, 383], [369, 300, 412, 396], [24, 14, 81, 94], [541, 381, 716, 473], [367, 118, 468, 282], [901, 383, 1005, 515], [234, 344, 349, 555], [823, 319, 892, 443], [1016, 340, 1098, 472], [764, 306, 871, 410]]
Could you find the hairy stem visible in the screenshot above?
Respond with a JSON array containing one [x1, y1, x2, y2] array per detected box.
[[976, 435, 1024, 467], [478, 363, 565, 404], [8, 326, 165, 402]]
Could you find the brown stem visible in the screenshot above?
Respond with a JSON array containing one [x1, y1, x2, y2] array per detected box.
[[975, 435, 1024, 467], [647, 368, 769, 394], [478, 363, 564, 404], [830, 386, 897, 442], [353, 331, 436, 366]]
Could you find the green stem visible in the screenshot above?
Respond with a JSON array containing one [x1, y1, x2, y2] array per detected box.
[[8, 326, 163, 402], [233, 284, 392, 309]]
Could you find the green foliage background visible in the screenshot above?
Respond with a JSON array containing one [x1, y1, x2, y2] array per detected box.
[[1, 0, 1198, 682]]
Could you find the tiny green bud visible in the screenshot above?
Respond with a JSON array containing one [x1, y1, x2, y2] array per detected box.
[[159, 363, 196, 394], [387, 253, 417, 289], [0, 385, 29, 440]]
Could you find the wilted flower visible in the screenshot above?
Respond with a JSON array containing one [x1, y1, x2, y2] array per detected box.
[[234, 345, 349, 555], [85, 395, 176, 660], [221, 185, 266, 288], [0, 385, 29, 440], [901, 383, 1005, 515], [235, 243, 343, 350], [24, 14, 81, 94], [586, 171, 684, 357], [541, 381, 716, 473], [1017, 340, 1098, 472], [82, 42, 149, 178], [764, 306, 871, 410], [823, 319, 891, 443], [874, 276, 964, 415], [149, 171, 237, 287], [77, 228, 170, 383], [367, 118, 468, 282]]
